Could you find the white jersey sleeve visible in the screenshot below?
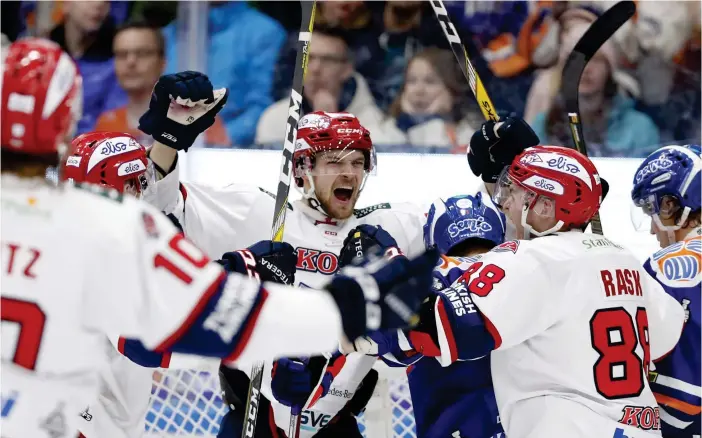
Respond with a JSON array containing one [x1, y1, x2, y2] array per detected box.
[[642, 272, 685, 361], [81, 196, 344, 362], [449, 239, 565, 354], [145, 159, 274, 258], [357, 202, 427, 257]]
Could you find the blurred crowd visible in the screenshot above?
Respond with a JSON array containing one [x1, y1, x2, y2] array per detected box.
[[2, 0, 700, 157]]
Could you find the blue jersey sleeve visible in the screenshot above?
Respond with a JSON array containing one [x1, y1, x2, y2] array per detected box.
[[644, 238, 701, 437]]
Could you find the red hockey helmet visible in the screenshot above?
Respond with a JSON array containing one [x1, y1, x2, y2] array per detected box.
[[293, 111, 376, 190], [2, 38, 82, 156], [62, 132, 152, 196], [493, 145, 603, 238]]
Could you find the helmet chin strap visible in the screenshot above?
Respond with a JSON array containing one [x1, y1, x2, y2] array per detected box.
[[519, 205, 563, 240], [653, 206, 692, 244], [300, 174, 330, 217]]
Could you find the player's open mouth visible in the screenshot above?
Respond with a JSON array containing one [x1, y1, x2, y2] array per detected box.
[[333, 187, 354, 202]]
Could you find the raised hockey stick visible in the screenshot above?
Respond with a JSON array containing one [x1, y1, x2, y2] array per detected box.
[[429, 0, 499, 122], [240, 2, 316, 437], [560, 0, 636, 235]]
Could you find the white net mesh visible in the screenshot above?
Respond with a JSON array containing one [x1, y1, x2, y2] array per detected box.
[[145, 363, 416, 437]]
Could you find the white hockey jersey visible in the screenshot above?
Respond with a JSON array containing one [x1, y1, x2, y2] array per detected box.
[[0, 174, 347, 438], [149, 161, 426, 436], [437, 231, 686, 438]]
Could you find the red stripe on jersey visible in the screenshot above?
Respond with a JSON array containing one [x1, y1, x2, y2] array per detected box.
[[117, 336, 126, 355], [160, 352, 172, 368], [153, 271, 227, 353], [223, 287, 270, 362], [481, 313, 503, 350], [436, 298, 458, 363], [268, 404, 280, 438], [179, 183, 188, 201]]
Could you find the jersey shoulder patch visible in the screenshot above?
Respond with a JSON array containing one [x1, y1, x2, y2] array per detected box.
[[258, 187, 293, 211], [74, 182, 124, 203], [491, 240, 520, 254], [354, 202, 391, 218], [649, 237, 702, 287]]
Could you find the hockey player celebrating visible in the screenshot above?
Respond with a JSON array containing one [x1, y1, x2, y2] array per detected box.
[[143, 72, 428, 436], [0, 38, 437, 438], [364, 192, 508, 438], [61, 131, 300, 438], [407, 144, 687, 438], [631, 144, 701, 437]]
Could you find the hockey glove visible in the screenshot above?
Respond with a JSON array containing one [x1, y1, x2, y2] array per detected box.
[[325, 246, 438, 343], [339, 224, 404, 268], [467, 117, 539, 183], [217, 240, 296, 285], [271, 354, 345, 415], [138, 71, 228, 151]]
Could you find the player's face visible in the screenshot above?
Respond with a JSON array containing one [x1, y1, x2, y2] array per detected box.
[[500, 184, 558, 237], [311, 150, 366, 219]]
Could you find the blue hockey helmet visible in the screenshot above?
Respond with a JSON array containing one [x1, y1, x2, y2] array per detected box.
[[631, 144, 701, 241], [424, 192, 506, 255]]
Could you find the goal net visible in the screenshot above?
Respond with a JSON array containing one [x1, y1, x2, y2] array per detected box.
[[145, 363, 415, 437]]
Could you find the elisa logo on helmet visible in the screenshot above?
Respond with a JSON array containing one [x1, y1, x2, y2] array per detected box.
[[117, 159, 146, 176], [66, 155, 81, 167], [100, 141, 128, 155]]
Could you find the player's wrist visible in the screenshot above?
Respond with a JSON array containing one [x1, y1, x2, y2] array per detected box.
[[148, 142, 178, 179]]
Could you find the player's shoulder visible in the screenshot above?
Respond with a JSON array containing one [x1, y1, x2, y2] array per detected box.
[[645, 236, 702, 288], [354, 202, 423, 222], [67, 183, 164, 237]]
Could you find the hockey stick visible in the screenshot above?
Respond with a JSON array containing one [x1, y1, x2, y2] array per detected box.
[[240, 2, 316, 437], [560, 0, 636, 235], [429, 0, 499, 122]]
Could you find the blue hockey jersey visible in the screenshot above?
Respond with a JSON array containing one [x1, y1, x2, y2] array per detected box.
[[382, 255, 505, 438], [644, 236, 701, 437]]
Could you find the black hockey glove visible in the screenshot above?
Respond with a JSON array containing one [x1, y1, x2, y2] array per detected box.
[[217, 240, 296, 285], [339, 225, 404, 268], [467, 117, 540, 183], [138, 71, 228, 151], [325, 246, 438, 342]]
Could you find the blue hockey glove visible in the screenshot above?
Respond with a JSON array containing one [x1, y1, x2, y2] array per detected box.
[[138, 71, 228, 151], [338, 225, 404, 268], [271, 354, 344, 415], [217, 241, 296, 285], [467, 117, 539, 183], [326, 247, 438, 343]]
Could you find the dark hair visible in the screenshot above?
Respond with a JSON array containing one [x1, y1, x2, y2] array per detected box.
[[446, 238, 496, 257], [311, 24, 352, 61], [1, 149, 58, 174], [389, 48, 468, 120], [115, 19, 165, 56]]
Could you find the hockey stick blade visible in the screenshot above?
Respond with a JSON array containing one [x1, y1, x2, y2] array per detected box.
[[240, 3, 317, 438], [561, 0, 635, 149], [430, 0, 499, 122], [560, 1, 635, 236]]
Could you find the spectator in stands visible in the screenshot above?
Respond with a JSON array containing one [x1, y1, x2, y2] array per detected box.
[[94, 22, 229, 147], [256, 27, 383, 145], [162, 1, 285, 146], [272, 1, 449, 112], [526, 7, 660, 158], [49, 1, 127, 134], [373, 48, 479, 152], [628, 1, 701, 144]]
